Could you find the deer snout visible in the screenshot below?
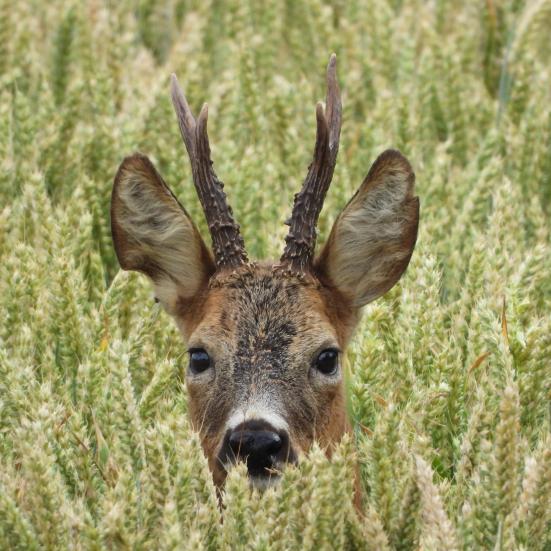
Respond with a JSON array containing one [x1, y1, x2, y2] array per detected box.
[[221, 420, 295, 481], [229, 429, 282, 458]]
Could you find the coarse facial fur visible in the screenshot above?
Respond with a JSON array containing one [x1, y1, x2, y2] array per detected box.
[[181, 265, 358, 487], [111, 148, 419, 489]]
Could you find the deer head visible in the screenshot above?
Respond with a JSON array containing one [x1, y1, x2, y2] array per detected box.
[[111, 55, 419, 489]]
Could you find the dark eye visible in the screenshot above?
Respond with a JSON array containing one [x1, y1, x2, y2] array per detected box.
[[189, 348, 211, 374], [315, 349, 339, 375]]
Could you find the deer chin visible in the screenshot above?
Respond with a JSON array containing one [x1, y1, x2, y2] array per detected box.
[[219, 452, 293, 491], [249, 473, 281, 491], [221, 459, 286, 490]]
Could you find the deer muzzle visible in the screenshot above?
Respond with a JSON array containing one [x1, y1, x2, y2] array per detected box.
[[218, 418, 297, 487]]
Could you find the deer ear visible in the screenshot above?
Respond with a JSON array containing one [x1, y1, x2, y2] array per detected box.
[[111, 153, 215, 315], [315, 150, 419, 308]]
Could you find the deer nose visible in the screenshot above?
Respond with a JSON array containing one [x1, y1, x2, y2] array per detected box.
[[229, 429, 282, 459], [225, 424, 289, 478], [220, 418, 297, 480]]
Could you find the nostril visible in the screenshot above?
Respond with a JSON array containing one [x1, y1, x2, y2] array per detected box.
[[262, 432, 282, 456], [228, 431, 253, 456]]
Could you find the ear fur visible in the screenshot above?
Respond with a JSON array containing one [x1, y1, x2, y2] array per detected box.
[[315, 149, 419, 308], [111, 153, 215, 315]]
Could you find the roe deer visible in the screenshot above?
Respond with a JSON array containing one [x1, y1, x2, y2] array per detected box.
[[111, 55, 419, 490]]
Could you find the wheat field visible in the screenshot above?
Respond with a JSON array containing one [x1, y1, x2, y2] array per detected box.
[[0, 0, 550, 549]]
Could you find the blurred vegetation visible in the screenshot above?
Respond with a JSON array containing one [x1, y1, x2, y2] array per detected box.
[[0, 0, 550, 549]]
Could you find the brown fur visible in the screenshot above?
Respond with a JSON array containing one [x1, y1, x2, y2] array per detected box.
[[316, 149, 419, 306], [111, 153, 215, 315], [110, 148, 419, 499], [163, 263, 362, 488]]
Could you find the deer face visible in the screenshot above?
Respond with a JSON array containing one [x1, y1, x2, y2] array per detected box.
[[111, 56, 419, 489], [180, 267, 356, 487]]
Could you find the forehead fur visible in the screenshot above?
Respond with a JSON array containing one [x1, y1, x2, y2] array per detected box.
[[177, 263, 357, 344]]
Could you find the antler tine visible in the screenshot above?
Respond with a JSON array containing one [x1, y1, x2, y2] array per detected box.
[[170, 74, 248, 270], [279, 54, 342, 275]]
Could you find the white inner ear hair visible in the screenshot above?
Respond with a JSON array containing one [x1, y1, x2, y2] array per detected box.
[[118, 173, 205, 310], [330, 171, 413, 305]]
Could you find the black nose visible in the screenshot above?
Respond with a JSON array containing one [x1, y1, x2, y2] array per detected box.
[[229, 429, 283, 460], [221, 420, 293, 477]]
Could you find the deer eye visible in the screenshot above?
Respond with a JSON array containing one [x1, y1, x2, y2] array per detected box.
[[315, 349, 339, 376], [189, 348, 211, 374]]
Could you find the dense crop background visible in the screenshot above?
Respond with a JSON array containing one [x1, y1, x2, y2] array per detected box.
[[0, 0, 550, 549]]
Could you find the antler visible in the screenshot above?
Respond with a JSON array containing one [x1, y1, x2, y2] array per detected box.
[[170, 75, 248, 270], [279, 54, 342, 275]]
